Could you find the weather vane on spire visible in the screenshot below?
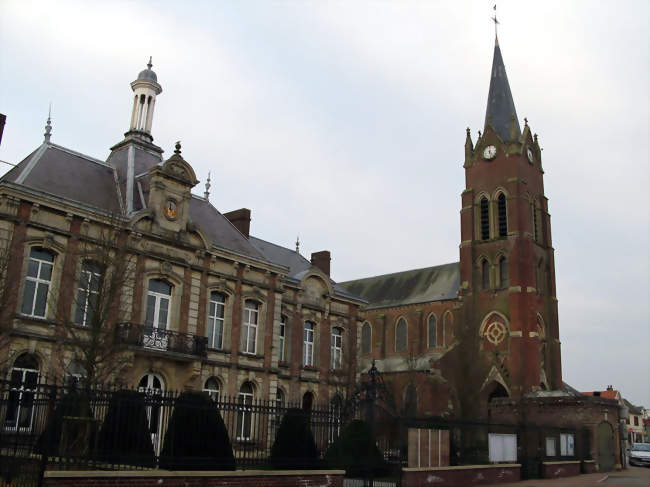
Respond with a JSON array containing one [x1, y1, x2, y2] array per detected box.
[[44, 103, 52, 143], [147, 56, 153, 70], [492, 4, 500, 41]]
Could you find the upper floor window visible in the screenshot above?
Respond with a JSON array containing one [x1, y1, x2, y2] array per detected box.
[[395, 318, 407, 352], [303, 321, 315, 367], [21, 248, 55, 318], [207, 291, 226, 349], [203, 377, 221, 402], [145, 279, 172, 329], [331, 327, 343, 369], [481, 258, 490, 290], [361, 322, 372, 355], [499, 256, 509, 288], [497, 193, 507, 237], [480, 197, 490, 240], [242, 300, 259, 355], [74, 261, 103, 326], [278, 315, 287, 362], [428, 314, 437, 348]]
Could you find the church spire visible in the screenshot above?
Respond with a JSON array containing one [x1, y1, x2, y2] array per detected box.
[[484, 34, 520, 142]]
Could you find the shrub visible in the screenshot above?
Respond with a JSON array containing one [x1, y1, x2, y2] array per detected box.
[[95, 390, 155, 467], [324, 420, 388, 477], [159, 391, 235, 470], [270, 408, 319, 469]]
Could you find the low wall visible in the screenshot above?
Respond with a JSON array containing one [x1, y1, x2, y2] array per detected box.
[[582, 459, 597, 473], [44, 469, 345, 487], [402, 464, 521, 487], [541, 460, 581, 479]]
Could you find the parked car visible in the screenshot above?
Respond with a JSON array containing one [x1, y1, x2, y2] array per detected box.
[[628, 443, 650, 467]]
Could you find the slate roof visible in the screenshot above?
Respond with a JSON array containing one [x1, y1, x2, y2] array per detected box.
[[485, 37, 521, 142], [338, 262, 459, 310], [623, 398, 644, 415]]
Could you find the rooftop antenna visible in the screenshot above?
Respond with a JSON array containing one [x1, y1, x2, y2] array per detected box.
[[204, 171, 211, 200], [44, 103, 52, 143], [295, 236, 300, 253], [492, 4, 500, 44]]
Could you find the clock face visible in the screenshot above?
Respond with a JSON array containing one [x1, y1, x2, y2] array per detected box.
[[163, 200, 178, 219], [483, 145, 497, 160], [526, 147, 534, 163]]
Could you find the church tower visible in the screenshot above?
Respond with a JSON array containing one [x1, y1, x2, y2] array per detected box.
[[458, 34, 562, 399]]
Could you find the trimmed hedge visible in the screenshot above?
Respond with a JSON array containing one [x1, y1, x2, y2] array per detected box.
[[159, 392, 235, 470], [324, 420, 388, 477], [270, 408, 319, 469]]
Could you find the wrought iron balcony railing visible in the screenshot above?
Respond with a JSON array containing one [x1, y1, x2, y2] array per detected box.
[[117, 323, 207, 358]]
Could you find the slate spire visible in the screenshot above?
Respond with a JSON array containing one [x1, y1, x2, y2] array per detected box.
[[484, 36, 520, 142]]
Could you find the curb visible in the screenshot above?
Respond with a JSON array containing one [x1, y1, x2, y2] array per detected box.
[[597, 474, 609, 483]]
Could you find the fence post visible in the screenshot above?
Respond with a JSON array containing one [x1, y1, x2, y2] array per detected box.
[[38, 382, 58, 487]]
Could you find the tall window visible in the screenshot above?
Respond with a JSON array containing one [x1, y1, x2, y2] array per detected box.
[[481, 258, 490, 290], [497, 193, 507, 237], [361, 322, 372, 355], [21, 248, 55, 318], [395, 318, 407, 352], [237, 382, 254, 441], [428, 314, 437, 348], [145, 279, 171, 329], [533, 202, 540, 242], [499, 256, 509, 288], [242, 300, 259, 354], [75, 261, 102, 326], [331, 327, 343, 369], [480, 197, 490, 240], [4, 354, 39, 431], [203, 377, 221, 401], [278, 315, 286, 362], [138, 373, 165, 455], [207, 292, 225, 349], [303, 321, 315, 366]]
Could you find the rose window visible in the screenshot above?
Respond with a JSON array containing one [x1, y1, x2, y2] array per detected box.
[[485, 321, 507, 345]]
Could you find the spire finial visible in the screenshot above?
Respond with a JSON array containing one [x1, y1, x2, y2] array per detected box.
[[174, 141, 181, 155], [147, 56, 153, 70], [44, 103, 52, 143], [204, 171, 211, 199], [295, 236, 300, 253], [492, 5, 499, 44]]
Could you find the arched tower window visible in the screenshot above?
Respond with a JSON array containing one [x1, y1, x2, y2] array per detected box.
[[481, 258, 490, 290], [497, 193, 507, 237], [480, 197, 490, 240], [533, 201, 540, 242], [395, 318, 407, 352], [361, 322, 372, 355], [499, 256, 509, 288], [427, 314, 437, 348]]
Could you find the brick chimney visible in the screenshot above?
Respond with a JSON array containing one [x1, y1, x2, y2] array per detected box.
[[311, 250, 331, 277], [224, 208, 251, 238]]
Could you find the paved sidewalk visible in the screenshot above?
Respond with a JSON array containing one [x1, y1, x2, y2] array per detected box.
[[490, 466, 650, 486]]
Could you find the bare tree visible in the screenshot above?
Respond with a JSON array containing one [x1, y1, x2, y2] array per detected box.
[[0, 234, 11, 368]]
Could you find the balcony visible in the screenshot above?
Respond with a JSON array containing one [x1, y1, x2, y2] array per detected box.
[[117, 323, 207, 358]]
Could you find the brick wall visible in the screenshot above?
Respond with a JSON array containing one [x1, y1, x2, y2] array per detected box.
[[402, 464, 520, 487]]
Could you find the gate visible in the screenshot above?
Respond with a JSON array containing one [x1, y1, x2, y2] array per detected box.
[[597, 421, 615, 472]]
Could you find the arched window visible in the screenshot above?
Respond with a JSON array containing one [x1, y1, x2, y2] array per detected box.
[[75, 261, 103, 326], [278, 315, 287, 362], [145, 279, 172, 329], [203, 377, 221, 401], [138, 372, 165, 454], [499, 256, 509, 288], [395, 318, 407, 352], [207, 291, 226, 349], [481, 258, 490, 290], [276, 388, 285, 407], [361, 322, 372, 355], [428, 314, 437, 348], [21, 247, 55, 318], [303, 322, 315, 366], [404, 384, 417, 417], [65, 360, 87, 387], [497, 193, 507, 237], [331, 327, 343, 369], [237, 382, 255, 441], [480, 197, 490, 240], [302, 391, 314, 412], [4, 354, 39, 431], [242, 300, 259, 355]]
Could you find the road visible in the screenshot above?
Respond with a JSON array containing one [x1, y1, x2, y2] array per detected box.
[[492, 466, 650, 486]]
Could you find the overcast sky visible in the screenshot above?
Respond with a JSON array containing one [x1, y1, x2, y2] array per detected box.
[[1, 0, 648, 406]]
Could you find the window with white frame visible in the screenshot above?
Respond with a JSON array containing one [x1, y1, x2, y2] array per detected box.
[[4, 354, 39, 432], [545, 437, 556, 456], [203, 377, 221, 402], [278, 315, 286, 362], [488, 433, 517, 463], [74, 261, 102, 326], [21, 248, 55, 318], [303, 321, 315, 367], [145, 279, 172, 329], [138, 372, 165, 455], [242, 300, 259, 354], [331, 327, 343, 369], [560, 433, 575, 456], [207, 291, 225, 349], [237, 382, 254, 441]]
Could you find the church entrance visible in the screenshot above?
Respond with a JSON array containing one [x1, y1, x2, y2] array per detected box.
[[597, 421, 615, 472]]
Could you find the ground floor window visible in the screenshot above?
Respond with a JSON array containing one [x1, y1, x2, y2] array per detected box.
[[560, 433, 575, 456], [4, 354, 39, 432], [488, 433, 517, 463], [237, 382, 254, 441]]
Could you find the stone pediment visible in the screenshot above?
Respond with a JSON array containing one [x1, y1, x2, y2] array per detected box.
[[156, 154, 199, 187]]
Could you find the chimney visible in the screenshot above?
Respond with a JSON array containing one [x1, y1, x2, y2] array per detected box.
[[311, 250, 331, 277], [607, 385, 613, 391], [224, 208, 251, 238]]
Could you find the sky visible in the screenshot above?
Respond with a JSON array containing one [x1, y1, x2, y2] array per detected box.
[[1, 0, 648, 407]]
